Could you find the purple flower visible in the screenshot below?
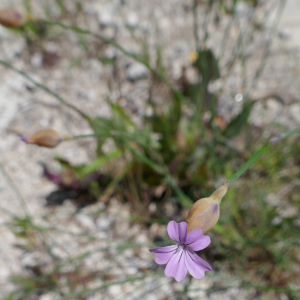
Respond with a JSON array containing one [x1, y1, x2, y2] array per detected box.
[[149, 221, 211, 282]]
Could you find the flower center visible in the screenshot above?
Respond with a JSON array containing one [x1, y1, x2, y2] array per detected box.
[[177, 242, 188, 251]]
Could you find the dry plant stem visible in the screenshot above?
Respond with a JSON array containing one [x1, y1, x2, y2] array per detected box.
[[218, 1, 279, 98], [178, 284, 300, 295], [0, 59, 92, 124], [0, 159, 30, 216], [57, 274, 157, 300], [43, 20, 186, 101], [246, 0, 286, 97], [193, 0, 200, 51]]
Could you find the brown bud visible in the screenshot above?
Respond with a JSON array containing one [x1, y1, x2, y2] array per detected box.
[[0, 8, 27, 29], [21, 129, 62, 148], [186, 182, 230, 234]]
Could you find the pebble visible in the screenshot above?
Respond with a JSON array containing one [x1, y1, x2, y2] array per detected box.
[[289, 103, 300, 124], [0, 94, 18, 130], [31, 52, 43, 68], [98, 8, 115, 27], [278, 28, 291, 40], [108, 284, 122, 298], [39, 294, 54, 300], [126, 63, 148, 81], [96, 215, 115, 231], [76, 213, 96, 230], [234, 1, 250, 15], [127, 13, 139, 28]]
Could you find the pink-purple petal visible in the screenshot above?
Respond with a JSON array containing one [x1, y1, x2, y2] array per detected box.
[[164, 248, 187, 282], [185, 250, 211, 279], [167, 221, 188, 243], [186, 229, 211, 251], [149, 245, 177, 265]]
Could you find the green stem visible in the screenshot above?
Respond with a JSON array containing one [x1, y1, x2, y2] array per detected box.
[[66, 132, 153, 149], [228, 145, 271, 185], [228, 127, 300, 185], [67, 133, 193, 207], [270, 127, 300, 144]]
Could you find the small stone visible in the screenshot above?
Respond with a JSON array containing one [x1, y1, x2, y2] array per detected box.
[[279, 293, 289, 300], [293, 218, 300, 228], [289, 104, 300, 124], [98, 9, 114, 27], [127, 13, 139, 28], [39, 118, 50, 128], [271, 216, 282, 226], [235, 2, 250, 15], [0, 88, 18, 130], [126, 63, 148, 81], [279, 205, 298, 218], [144, 295, 158, 300], [31, 52, 43, 68], [76, 214, 95, 230], [265, 193, 280, 206], [39, 294, 54, 300], [96, 215, 114, 231], [104, 47, 116, 60], [108, 284, 122, 297], [278, 28, 291, 40]]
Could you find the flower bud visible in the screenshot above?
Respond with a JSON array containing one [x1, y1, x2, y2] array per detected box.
[[0, 8, 27, 29], [186, 182, 230, 234], [21, 129, 62, 148]]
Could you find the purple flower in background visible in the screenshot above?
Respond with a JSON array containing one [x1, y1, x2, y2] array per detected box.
[[149, 221, 211, 282]]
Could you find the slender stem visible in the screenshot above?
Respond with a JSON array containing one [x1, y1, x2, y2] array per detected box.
[[65, 132, 153, 149], [193, 0, 200, 51], [228, 127, 300, 186], [270, 127, 300, 144], [66, 133, 192, 206], [228, 145, 271, 185], [57, 275, 156, 300], [0, 59, 92, 123], [179, 284, 300, 294], [246, 0, 286, 97], [43, 20, 186, 101], [0, 160, 30, 216]]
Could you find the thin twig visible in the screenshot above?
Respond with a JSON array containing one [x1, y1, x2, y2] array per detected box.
[[43, 20, 186, 101], [0, 59, 92, 124], [0, 159, 30, 216]]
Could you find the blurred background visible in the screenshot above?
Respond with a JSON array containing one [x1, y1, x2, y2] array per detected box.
[[0, 0, 300, 299]]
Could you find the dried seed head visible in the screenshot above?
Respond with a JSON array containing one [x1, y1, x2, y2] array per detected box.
[[21, 129, 62, 148], [186, 182, 230, 234], [0, 8, 27, 28]]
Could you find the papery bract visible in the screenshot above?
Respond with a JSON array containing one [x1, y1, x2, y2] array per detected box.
[[0, 8, 26, 28], [149, 221, 211, 282], [186, 182, 229, 233], [21, 129, 62, 148]]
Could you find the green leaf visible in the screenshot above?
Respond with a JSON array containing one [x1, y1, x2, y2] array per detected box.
[[80, 149, 122, 178], [194, 48, 220, 82], [222, 101, 253, 138]]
